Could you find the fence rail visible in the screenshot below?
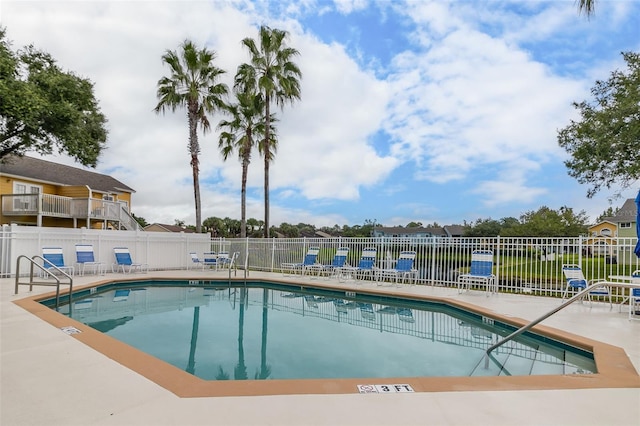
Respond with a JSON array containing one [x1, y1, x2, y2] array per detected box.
[[1, 225, 638, 300]]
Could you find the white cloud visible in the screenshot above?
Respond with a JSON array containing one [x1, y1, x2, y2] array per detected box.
[[3, 0, 636, 228], [333, 0, 368, 15], [2, 1, 396, 226], [384, 15, 584, 205]]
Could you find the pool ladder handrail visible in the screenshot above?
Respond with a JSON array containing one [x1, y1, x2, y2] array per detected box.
[[14, 254, 73, 310], [484, 280, 622, 368]]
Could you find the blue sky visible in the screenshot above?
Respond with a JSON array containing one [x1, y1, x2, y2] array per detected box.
[[2, 0, 639, 228]]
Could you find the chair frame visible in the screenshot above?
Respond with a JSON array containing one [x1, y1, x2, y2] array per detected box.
[[188, 252, 206, 270], [309, 247, 349, 280], [113, 247, 148, 274], [377, 250, 417, 286], [561, 264, 612, 308], [75, 244, 105, 276], [42, 246, 75, 277], [203, 252, 219, 269], [340, 248, 376, 282], [630, 270, 640, 321], [458, 250, 496, 296], [281, 247, 320, 276]]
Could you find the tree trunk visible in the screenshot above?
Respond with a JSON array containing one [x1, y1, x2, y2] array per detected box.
[[263, 96, 271, 238], [241, 158, 248, 238], [188, 106, 202, 233]]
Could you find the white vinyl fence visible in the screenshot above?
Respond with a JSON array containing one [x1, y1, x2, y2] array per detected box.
[[0, 224, 215, 276], [2, 225, 638, 300]]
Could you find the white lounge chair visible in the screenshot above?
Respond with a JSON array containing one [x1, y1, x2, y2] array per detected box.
[[561, 264, 611, 308], [377, 251, 417, 286], [75, 244, 105, 275], [188, 252, 206, 270], [458, 250, 496, 296], [629, 270, 640, 320], [281, 247, 320, 276], [42, 247, 74, 277], [340, 248, 376, 282], [309, 247, 349, 279], [113, 247, 148, 274]]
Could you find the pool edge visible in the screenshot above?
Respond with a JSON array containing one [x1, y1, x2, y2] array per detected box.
[[12, 276, 640, 398]]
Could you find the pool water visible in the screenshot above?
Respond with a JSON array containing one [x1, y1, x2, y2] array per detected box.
[[51, 281, 596, 381]]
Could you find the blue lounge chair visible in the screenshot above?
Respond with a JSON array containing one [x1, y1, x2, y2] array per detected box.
[[309, 247, 349, 279], [113, 247, 148, 274], [377, 251, 417, 286], [561, 264, 611, 308], [42, 247, 74, 277], [458, 250, 496, 296], [340, 248, 376, 282], [202, 252, 219, 269], [281, 247, 320, 276], [216, 252, 233, 269], [188, 252, 206, 270], [75, 244, 105, 275]]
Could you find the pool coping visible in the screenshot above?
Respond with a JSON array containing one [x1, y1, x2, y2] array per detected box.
[[13, 275, 640, 398]]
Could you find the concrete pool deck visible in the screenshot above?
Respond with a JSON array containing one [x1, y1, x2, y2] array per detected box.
[[2, 270, 639, 425]]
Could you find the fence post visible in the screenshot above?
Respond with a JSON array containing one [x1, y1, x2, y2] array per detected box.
[[578, 235, 583, 266], [495, 235, 500, 288], [430, 236, 436, 286], [270, 238, 276, 272]]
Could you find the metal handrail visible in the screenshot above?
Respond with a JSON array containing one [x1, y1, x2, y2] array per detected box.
[[485, 281, 637, 367], [15, 255, 73, 310]]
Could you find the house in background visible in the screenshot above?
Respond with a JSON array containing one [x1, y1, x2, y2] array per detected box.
[[0, 156, 140, 230], [372, 225, 465, 240], [586, 198, 638, 258], [611, 198, 638, 238], [144, 223, 195, 233]]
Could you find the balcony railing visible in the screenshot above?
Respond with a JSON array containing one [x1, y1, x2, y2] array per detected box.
[[1, 194, 140, 230]]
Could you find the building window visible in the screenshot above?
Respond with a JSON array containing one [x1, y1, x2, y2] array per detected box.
[[600, 228, 611, 236], [12, 182, 41, 210], [620, 222, 631, 228], [103, 195, 114, 201]]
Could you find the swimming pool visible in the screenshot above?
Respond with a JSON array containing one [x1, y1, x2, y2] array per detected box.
[[44, 280, 596, 381], [21, 276, 637, 397]]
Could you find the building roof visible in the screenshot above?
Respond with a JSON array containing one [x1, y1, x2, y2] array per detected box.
[[144, 223, 195, 233], [611, 198, 637, 222], [374, 225, 465, 237], [444, 225, 466, 237], [0, 155, 134, 194]]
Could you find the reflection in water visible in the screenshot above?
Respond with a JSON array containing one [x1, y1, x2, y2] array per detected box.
[[59, 285, 596, 380], [234, 288, 248, 380], [88, 316, 133, 333], [186, 306, 200, 375], [256, 288, 271, 380]]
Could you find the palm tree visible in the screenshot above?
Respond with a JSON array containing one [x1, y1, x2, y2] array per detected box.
[[155, 40, 228, 233], [218, 87, 272, 237], [577, 0, 595, 17], [238, 26, 302, 238]]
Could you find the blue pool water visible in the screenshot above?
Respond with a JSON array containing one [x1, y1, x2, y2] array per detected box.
[[48, 280, 596, 380]]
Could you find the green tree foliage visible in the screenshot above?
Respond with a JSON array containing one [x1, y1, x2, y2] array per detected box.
[[238, 26, 302, 238], [506, 206, 589, 237], [203, 216, 242, 237], [131, 213, 148, 228], [277, 222, 300, 238], [558, 51, 640, 198], [155, 40, 228, 233], [596, 206, 618, 223], [465, 208, 588, 237], [464, 218, 504, 237], [0, 28, 107, 166]]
